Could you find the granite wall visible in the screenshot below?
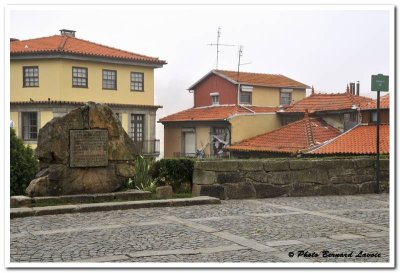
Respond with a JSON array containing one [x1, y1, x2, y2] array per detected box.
[[192, 158, 389, 199]]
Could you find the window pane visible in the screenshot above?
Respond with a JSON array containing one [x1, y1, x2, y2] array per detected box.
[[131, 72, 144, 91], [240, 91, 251, 104], [72, 67, 88, 87], [22, 112, 38, 140], [24, 67, 39, 87], [280, 92, 291, 105]]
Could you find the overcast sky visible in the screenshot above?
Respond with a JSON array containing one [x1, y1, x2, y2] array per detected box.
[[9, 5, 392, 157]]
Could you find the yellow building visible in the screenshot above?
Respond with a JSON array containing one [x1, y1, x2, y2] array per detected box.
[[160, 70, 309, 158], [10, 29, 166, 156]]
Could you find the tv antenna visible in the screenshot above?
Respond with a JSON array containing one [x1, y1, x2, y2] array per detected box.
[[208, 27, 235, 69], [236, 45, 252, 80]]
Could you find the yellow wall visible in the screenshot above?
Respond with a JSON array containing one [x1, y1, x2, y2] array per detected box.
[[164, 126, 182, 158], [121, 113, 129, 132], [251, 86, 306, 107], [292, 89, 306, 103], [196, 126, 211, 156], [11, 59, 155, 105], [40, 111, 53, 127], [252, 86, 280, 106], [229, 114, 281, 144]]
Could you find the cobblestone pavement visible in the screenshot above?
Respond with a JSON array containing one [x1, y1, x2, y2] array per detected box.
[[10, 194, 390, 264]]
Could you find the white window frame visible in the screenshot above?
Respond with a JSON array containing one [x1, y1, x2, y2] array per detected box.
[[239, 91, 252, 105], [280, 89, 293, 106], [210, 92, 220, 106]]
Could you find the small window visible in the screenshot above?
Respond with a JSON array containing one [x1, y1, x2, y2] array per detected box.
[[240, 91, 252, 105], [72, 67, 88, 88], [280, 91, 292, 105], [23, 66, 39, 87], [22, 112, 38, 140], [371, 111, 378, 123], [102, 70, 117, 90], [131, 72, 144, 91], [211, 95, 219, 105]]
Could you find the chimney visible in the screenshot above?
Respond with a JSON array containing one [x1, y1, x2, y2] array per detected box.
[[350, 82, 355, 95], [311, 85, 315, 94], [59, 29, 76, 37], [346, 84, 350, 93], [356, 81, 360, 96]]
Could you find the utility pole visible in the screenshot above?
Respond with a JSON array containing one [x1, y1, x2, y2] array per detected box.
[[208, 27, 235, 69], [236, 45, 243, 81], [371, 74, 389, 193]]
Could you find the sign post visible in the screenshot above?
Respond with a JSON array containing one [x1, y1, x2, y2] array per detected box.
[[371, 74, 389, 193]]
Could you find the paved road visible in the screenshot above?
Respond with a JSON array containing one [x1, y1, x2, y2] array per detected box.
[[10, 194, 390, 264]]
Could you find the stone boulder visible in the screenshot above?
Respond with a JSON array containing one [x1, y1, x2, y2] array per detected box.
[[26, 102, 139, 197], [156, 186, 173, 199]]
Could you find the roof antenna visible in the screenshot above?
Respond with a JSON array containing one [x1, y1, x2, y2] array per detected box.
[[236, 45, 252, 81], [208, 27, 235, 70]]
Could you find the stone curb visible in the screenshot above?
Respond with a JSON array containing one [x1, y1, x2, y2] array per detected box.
[[10, 190, 152, 207], [10, 196, 221, 219]]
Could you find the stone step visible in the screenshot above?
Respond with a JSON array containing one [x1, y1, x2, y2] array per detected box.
[[10, 190, 151, 208], [10, 196, 221, 218]]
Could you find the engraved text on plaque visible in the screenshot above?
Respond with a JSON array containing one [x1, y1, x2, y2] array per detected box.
[[70, 130, 108, 167]]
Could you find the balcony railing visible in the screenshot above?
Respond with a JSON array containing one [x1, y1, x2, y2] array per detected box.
[[133, 139, 160, 157]]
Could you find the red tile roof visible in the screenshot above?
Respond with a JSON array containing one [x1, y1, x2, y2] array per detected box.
[[159, 105, 278, 123], [225, 114, 340, 154], [360, 94, 390, 110], [11, 100, 161, 109], [309, 124, 389, 155], [216, 70, 310, 89], [188, 70, 309, 90], [282, 92, 374, 113], [10, 35, 166, 65]]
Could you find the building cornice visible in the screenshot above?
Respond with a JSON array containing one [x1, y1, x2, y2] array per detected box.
[[11, 53, 166, 68]]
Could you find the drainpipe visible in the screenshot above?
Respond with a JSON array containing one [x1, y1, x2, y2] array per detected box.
[[237, 83, 241, 104]]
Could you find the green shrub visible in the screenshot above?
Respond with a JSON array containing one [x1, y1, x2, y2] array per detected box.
[[10, 128, 38, 196], [132, 155, 156, 193], [149, 158, 194, 193]]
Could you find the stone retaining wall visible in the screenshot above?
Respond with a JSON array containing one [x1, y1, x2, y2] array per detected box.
[[192, 158, 389, 199]]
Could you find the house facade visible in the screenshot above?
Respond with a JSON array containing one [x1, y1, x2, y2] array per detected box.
[[225, 112, 341, 158], [360, 94, 389, 124], [160, 69, 309, 158], [278, 89, 374, 132], [10, 29, 166, 156]]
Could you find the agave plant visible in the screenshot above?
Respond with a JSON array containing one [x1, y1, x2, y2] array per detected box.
[[134, 155, 156, 193]]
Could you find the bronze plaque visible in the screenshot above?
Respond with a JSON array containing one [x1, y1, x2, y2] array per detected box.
[[70, 130, 108, 167]]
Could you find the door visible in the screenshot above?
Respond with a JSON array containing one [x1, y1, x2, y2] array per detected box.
[[131, 114, 144, 152], [184, 132, 196, 157]]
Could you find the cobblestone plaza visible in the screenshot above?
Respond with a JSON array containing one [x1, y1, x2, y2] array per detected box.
[[10, 194, 390, 264]]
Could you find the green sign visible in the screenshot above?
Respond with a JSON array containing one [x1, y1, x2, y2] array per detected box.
[[371, 74, 389, 92]]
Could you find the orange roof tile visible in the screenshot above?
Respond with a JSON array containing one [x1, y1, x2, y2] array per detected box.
[[216, 70, 310, 88], [159, 105, 278, 123], [188, 70, 309, 90], [11, 35, 166, 65], [225, 115, 340, 154], [282, 92, 374, 113], [360, 94, 390, 110], [309, 124, 389, 155]]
